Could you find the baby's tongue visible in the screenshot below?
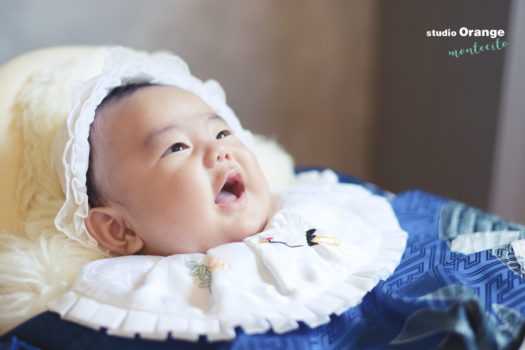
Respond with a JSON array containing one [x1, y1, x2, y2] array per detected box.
[[215, 190, 237, 204]]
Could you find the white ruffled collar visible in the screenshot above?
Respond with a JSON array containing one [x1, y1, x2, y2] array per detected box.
[[47, 170, 407, 341]]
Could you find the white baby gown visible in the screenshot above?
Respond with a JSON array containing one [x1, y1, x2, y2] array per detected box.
[[47, 170, 408, 341]]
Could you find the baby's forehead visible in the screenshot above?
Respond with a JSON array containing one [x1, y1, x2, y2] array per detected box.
[[94, 85, 228, 144]]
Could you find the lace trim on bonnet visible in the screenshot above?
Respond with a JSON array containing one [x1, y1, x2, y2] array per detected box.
[[51, 47, 254, 253]]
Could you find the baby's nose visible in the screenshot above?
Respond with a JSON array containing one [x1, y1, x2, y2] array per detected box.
[[205, 145, 232, 168], [216, 148, 231, 162]]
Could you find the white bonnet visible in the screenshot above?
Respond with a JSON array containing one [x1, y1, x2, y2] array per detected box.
[[51, 47, 253, 251]]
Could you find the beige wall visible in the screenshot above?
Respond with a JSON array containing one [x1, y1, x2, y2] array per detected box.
[[1, 0, 379, 179], [261, 2, 378, 179]]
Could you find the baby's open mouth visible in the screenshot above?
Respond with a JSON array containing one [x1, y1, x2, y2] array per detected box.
[[215, 172, 245, 206]]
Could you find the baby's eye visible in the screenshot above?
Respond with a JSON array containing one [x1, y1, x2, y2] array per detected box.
[[216, 130, 231, 139], [163, 143, 188, 157]]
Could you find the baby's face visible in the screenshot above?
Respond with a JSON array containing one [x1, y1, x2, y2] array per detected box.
[[93, 86, 271, 255]]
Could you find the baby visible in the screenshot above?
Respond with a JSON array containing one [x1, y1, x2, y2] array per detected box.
[[84, 83, 271, 256], [49, 47, 407, 340]]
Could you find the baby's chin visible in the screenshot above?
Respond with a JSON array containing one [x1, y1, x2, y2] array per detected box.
[[202, 229, 262, 253], [200, 218, 270, 253], [138, 221, 269, 256]]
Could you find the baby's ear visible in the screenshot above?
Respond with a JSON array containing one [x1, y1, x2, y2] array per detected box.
[[85, 207, 144, 255]]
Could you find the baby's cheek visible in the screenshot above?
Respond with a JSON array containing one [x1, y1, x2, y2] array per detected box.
[[155, 174, 210, 220], [238, 148, 263, 176]]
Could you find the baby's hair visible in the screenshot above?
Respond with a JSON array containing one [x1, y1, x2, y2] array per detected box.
[[86, 81, 159, 208]]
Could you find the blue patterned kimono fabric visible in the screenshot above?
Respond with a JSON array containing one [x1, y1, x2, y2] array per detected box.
[[2, 185, 525, 349]]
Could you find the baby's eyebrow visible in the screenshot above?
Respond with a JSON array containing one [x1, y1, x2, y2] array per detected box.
[[144, 123, 179, 149], [208, 114, 223, 122], [143, 113, 223, 148]]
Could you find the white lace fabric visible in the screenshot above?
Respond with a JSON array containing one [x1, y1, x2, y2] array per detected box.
[[48, 170, 408, 341]]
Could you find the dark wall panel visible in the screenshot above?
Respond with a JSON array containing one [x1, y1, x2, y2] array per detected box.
[[372, 0, 510, 208]]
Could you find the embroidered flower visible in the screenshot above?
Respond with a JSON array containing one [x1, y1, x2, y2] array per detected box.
[[185, 260, 212, 291]]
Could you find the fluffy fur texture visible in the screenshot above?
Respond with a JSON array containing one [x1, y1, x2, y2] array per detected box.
[[0, 49, 294, 334]]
